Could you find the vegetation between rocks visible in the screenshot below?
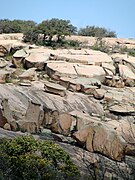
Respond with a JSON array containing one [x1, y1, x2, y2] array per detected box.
[[0, 136, 80, 180], [90, 37, 135, 56]]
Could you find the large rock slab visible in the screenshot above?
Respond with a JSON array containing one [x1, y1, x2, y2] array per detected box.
[[73, 116, 134, 161], [25, 53, 49, 70], [119, 64, 135, 80], [107, 119, 135, 145], [47, 62, 106, 82], [86, 125, 126, 161], [47, 61, 77, 80], [51, 112, 73, 135], [73, 123, 126, 161], [103, 88, 135, 115], [13, 49, 28, 58], [51, 49, 112, 65], [0, 39, 27, 50], [75, 64, 106, 82], [17, 100, 44, 133], [19, 68, 37, 81], [109, 103, 135, 114], [12, 49, 29, 68], [59, 77, 101, 92]]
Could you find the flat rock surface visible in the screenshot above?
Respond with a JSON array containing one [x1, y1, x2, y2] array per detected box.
[[44, 82, 66, 91], [109, 103, 135, 113], [13, 49, 29, 58], [25, 53, 49, 63], [47, 61, 77, 75], [75, 64, 105, 78], [47, 62, 106, 81]]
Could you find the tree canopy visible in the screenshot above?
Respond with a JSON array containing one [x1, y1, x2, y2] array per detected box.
[[0, 19, 21, 34], [36, 18, 77, 43], [0, 19, 117, 38], [0, 19, 36, 34], [23, 18, 78, 47], [78, 25, 117, 37]]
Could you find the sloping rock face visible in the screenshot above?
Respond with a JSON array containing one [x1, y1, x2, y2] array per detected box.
[[0, 84, 104, 133], [0, 126, 134, 180], [0, 83, 135, 162], [60, 142, 135, 180], [0, 35, 135, 179], [73, 123, 126, 161]]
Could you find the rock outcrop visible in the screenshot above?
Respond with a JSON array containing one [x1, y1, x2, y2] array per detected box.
[[0, 34, 135, 179]]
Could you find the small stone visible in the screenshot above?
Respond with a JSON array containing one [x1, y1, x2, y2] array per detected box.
[[93, 89, 106, 100], [3, 123, 11, 131], [44, 82, 66, 97]]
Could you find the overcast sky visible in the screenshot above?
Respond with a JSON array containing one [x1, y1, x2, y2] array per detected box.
[[1, 0, 135, 38]]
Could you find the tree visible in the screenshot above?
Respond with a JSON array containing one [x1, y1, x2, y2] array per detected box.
[[12, 20, 37, 33], [37, 19, 53, 44], [23, 27, 40, 44], [78, 26, 116, 38], [24, 18, 77, 46], [0, 19, 21, 34], [48, 18, 77, 42]]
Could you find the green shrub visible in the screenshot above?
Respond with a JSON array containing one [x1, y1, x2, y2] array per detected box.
[[91, 37, 110, 53], [39, 39, 81, 49], [127, 48, 135, 57], [111, 45, 135, 57], [0, 136, 80, 180], [65, 40, 81, 48]]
